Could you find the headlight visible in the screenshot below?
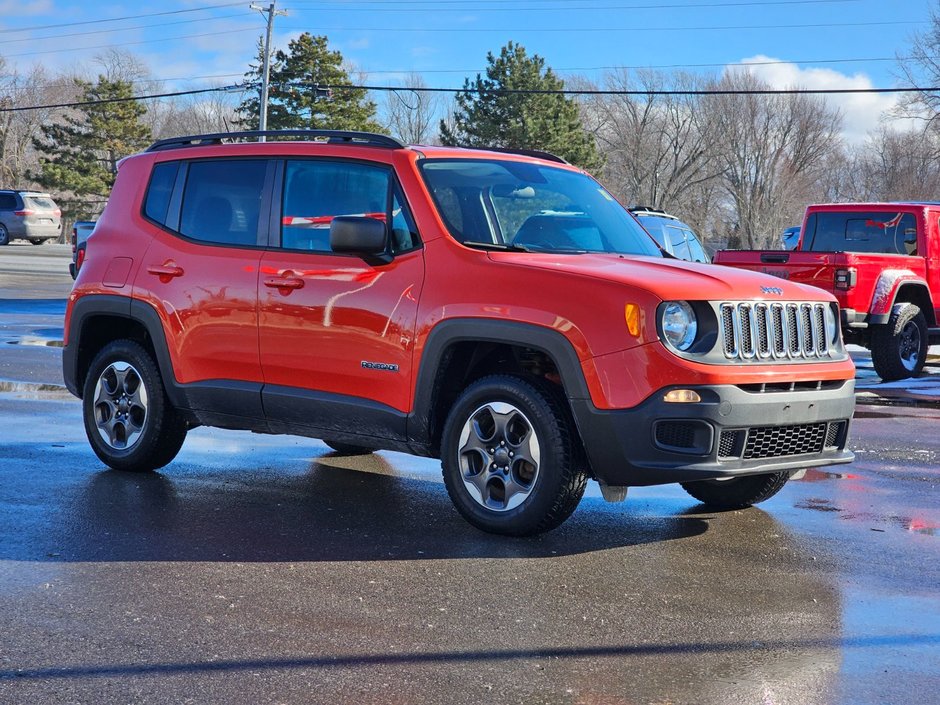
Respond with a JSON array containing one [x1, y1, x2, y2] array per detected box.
[[826, 304, 839, 345], [661, 301, 698, 351]]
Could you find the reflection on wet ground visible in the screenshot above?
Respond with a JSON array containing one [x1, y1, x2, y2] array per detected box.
[[0, 393, 938, 702]]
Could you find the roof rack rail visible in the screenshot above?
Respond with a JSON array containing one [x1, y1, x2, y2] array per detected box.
[[146, 129, 406, 152], [462, 145, 569, 165]]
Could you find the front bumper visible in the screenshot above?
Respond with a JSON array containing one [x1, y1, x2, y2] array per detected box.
[[572, 380, 855, 487]]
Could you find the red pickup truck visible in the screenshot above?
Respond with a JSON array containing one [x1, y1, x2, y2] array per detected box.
[[715, 202, 940, 381]]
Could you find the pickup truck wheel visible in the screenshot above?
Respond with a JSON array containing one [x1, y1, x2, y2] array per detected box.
[[0, 225, 9, 246], [870, 303, 928, 381], [441, 375, 587, 536], [82, 340, 187, 472], [680, 471, 790, 510], [322, 439, 376, 455]]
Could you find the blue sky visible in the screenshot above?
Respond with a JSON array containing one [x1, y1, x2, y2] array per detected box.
[[0, 0, 935, 139]]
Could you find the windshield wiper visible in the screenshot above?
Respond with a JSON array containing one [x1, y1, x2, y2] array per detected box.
[[463, 241, 590, 255], [463, 240, 535, 252]]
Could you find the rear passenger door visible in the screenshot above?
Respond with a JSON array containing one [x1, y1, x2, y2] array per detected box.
[[258, 158, 425, 439], [134, 157, 274, 418]]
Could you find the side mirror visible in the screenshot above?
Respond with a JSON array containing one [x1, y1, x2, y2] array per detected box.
[[330, 216, 388, 258]]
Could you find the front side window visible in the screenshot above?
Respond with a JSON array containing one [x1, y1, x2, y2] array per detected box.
[[420, 159, 662, 257], [178, 160, 267, 246], [281, 160, 390, 252]]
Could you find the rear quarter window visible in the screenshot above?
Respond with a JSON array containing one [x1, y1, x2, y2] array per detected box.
[[144, 161, 180, 226]]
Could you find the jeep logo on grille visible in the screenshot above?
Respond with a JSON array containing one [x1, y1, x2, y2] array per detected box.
[[760, 286, 784, 296]]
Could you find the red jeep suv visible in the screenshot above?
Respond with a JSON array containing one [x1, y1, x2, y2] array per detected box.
[[64, 130, 856, 535]]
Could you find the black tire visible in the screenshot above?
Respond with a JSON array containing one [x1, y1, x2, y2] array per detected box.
[[28, 239, 44, 245], [681, 471, 790, 510], [441, 374, 587, 536], [82, 339, 187, 472], [322, 439, 376, 455], [0, 224, 9, 246], [870, 302, 928, 381]]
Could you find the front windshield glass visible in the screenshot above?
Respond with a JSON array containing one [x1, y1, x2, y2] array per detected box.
[[419, 159, 662, 257]]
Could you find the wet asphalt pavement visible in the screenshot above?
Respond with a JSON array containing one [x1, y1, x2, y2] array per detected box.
[[1, 245, 938, 704]]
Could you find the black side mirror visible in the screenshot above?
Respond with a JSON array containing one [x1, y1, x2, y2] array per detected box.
[[330, 216, 389, 260]]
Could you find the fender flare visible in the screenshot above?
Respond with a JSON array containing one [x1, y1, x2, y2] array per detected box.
[[407, 318, 592, 448], [868, 269, 933, 324]]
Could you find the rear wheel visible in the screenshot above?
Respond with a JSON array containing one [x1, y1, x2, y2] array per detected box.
[[0, 224, 9, 246], [441, 375, 587, 536], [870, 302, 928, 381], [322, 439, 376, 455], [28, 239, 43, 245], [82, 340, 187, 472], [681, 471, 790, 510]]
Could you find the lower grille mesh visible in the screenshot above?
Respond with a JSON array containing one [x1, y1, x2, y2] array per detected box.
[[717, 420, 848, 461]]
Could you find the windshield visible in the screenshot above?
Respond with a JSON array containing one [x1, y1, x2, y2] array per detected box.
[[419, 159, 662, 257]]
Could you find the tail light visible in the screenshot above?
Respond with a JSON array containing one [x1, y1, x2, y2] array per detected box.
[[834, 267, 857, 290], [13, 209, 34, 216], [75, 247, 86, 274], [71, 226, 77, 253]]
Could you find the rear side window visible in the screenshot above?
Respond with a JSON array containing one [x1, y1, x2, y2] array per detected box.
[[807, 211, 918, 255], [179, 160, 267, 246], [281, 160, 391, 252], [144, 162, 179, 226], [0, 194, 16, 211]]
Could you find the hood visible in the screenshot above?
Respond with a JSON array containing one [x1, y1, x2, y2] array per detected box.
[[487, 252, 833, 302]]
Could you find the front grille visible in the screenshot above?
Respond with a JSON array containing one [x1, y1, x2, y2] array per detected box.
[[744, 423, 826, 459], [718, 420, 848, 461], [720, 302, 834, 362]]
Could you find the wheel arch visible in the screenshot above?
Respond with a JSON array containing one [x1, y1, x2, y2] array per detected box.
[[408, 319, 591, 455], [63, 295, 182, 407], [892, 283, 936, 326]]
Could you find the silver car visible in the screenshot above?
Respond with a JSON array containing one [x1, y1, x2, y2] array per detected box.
[[0, 190, 62, 245]]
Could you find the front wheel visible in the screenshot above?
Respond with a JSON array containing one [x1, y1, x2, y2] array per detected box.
[[82, 340, 187, 472], [680, 471, 790, 510], [441, 375, 587, 536], [870, 303, 928, 381]]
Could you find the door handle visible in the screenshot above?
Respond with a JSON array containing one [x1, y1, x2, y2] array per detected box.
[[263, 276, 304, 291], [147, 264, 184, 279]]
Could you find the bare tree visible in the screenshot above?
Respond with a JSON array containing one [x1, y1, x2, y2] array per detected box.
[[382, 73, 439, 144], [896, 1, 940, 127], [585, 69, 720, 215], [703, 72, 843, 249]]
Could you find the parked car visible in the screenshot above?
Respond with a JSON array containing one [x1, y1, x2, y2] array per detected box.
[[714, 202, 940, 381], [64, 130, 855, 536], [70, 220, 96, 279], [0, 190, 62, 245], [781, 225, 801, 250], [629, 206, 710, 263]]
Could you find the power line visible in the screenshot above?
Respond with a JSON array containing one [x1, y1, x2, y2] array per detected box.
[[0, 2, 246, 35], [0, 27, 260, 60], [0, 13, 248, 46], [3, 81, 940, 115], [280, 19, 920, 32], [294, 0, 859, 6], [291, 0, 861, 9]]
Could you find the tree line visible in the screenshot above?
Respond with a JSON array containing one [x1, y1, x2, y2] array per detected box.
[[3, 20, 940, 248]]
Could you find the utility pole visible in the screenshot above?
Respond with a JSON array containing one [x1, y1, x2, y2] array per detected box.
[[250, 1, 287, 140]]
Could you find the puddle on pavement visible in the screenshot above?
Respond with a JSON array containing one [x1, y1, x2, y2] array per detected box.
[[794, 468, 859, 482], [0, 380, 71, 399], [5, 337, 63, 348], [795, 498, 844, 512]]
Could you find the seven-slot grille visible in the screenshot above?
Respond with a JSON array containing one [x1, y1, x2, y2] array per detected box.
[[720, 302, 831, 361]]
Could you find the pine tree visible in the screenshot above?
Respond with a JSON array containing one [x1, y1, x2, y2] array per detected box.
[[33, 77, 151, 219], [236, 33, 380, 132], [440, 42, 600, 170]]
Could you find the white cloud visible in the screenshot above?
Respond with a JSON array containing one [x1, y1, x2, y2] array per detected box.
[[725, 55, 917, 144]]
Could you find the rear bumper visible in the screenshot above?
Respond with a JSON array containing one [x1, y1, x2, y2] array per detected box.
[[841, 308, 889, 328], [23, 222, 60, 240], [572, 381, 855, 487]]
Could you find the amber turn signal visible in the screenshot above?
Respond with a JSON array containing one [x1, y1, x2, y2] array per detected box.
[[624, 303, 641, 336]]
